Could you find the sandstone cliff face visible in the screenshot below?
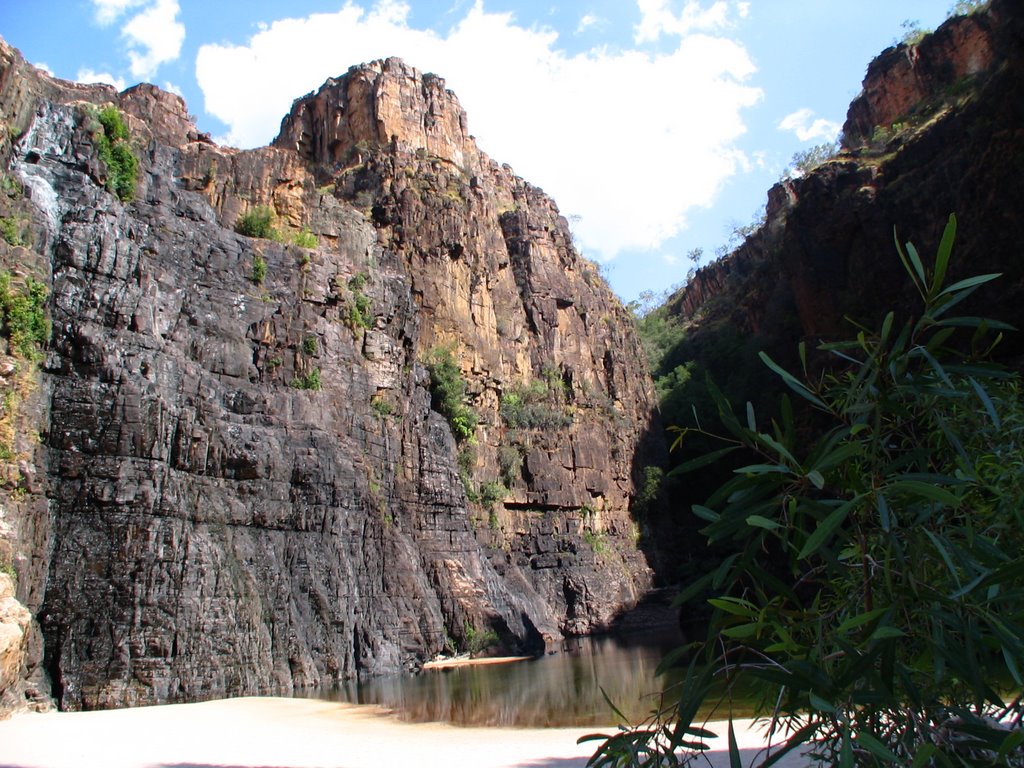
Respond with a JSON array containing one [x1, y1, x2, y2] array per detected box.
[[0, 46, 659, 714], [673, 0, 1024, 352]]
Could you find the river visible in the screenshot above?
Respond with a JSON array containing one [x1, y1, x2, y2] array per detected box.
[[314, 628, 686, 728]]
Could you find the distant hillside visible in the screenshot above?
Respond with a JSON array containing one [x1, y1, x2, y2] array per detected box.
[[641, 0, 1024, 582]]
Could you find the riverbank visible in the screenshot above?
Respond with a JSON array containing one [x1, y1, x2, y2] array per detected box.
[[0, 696, 811, 767]]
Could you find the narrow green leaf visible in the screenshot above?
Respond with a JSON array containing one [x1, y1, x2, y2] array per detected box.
[[810, 442, 862, 475], [925, 326, 956, 353], [1002, 644, 1023, 687], [674, 446, 740, 473], [762, 722, 819, 766], [856, 730, 901, 763], [728, 720, 743, 768], [808, 692, 835, 713], [757, 431, 800, 466], [708, 597, 758, 617], [968, 376, 1001, 429], [889, 480, 959, 507], [837, 606, 888, 634], [673, 570, 714, 606], [746, 515, 781, 530], [879, 310, 894, 343], [759, 351, 826, 408], [807, 469, 825, 490], [878, 493, 891, 532], [936, 315, 1016, 330], [746, 400, 756, 431], [924, 529, 962, 590], [840, 723, 854, 768], [798, 498, 857, 560], [997, 729, 1024, 761], [692, 504, 720, 522], [722, 623, 759, 639], [929, 213, 956, 299], [905, 241, 927, 287], [938, 272, 1001, 296], [735, 463, 791, 476], [869, 626, 906, 640], [910, 744, 939, 768]]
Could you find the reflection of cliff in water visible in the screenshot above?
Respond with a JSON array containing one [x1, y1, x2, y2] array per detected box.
[[314, 629, 684, 727]]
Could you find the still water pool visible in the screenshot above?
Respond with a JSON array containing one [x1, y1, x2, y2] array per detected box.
[[314, 629, 685, 728]]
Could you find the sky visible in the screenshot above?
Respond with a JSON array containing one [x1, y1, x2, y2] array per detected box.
[[2, 0, 958, 304]]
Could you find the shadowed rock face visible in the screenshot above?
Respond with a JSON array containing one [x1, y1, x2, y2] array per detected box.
[[0, 46, 661, 713], [672, 0, 1024, 354]]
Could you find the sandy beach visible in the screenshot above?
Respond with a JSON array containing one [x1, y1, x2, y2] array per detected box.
[[0, 696, 811, 768]]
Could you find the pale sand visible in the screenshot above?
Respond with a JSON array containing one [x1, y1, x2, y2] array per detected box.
[[421, 655, 534, 670], [0, 696, 812, 768]]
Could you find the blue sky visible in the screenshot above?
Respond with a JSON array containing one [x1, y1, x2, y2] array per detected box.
[[2, 1, 956, 303]]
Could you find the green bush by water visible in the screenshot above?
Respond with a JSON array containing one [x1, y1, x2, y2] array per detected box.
[[588, 216, 1024, 767]]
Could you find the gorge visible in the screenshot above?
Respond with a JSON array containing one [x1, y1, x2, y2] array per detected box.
[[0, 41, 661, 715], [1, 0, 1023, 735]]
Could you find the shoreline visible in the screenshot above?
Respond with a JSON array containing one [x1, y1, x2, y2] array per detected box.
[[0, 695, 812, 768]]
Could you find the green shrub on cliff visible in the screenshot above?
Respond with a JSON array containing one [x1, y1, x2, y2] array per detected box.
[[93, 106, 138, 202], [424, 344, 477, 442], [586, 216, 1024, 767], [500, 378, 573, 430], [0, 271, 48, 360], [236, 206, 277, 239], [290, 368, 321, 391]]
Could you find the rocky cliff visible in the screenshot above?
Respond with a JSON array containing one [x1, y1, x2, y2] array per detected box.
[[671, 0, 1024, 355], [0, 45, 660, 714]]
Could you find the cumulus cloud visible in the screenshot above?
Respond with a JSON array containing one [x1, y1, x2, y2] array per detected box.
[[34, 62, 55, 77], [634, 0, 736, 43], [76, 68, 127, 91], [577, 14, 601, 34], [91, 0, 147, 26], [122, 0, 186, 79], [196, 0, 760, 260], [778, 108, 841, 142]]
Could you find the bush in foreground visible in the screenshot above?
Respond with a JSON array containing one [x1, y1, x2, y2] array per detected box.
[[586, 215, 1024, 767]]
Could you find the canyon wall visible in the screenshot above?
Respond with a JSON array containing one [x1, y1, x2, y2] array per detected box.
[[0, 46, 660, 713], [672, 0, 1024, 354]]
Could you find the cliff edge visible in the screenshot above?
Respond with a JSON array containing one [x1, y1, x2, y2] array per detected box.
[[0, 45, 661, 713]]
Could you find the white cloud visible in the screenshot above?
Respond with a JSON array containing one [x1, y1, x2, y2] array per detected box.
[[634, 0, 734, 43], [163, 81, 184, 97], [91, 0, 147, 26], [195, 0, 760, 260], [76, 68, 127, 91], [122, 0, 186, 79], [577, 14, 601, 33], [778, 108, 841, 142], [34, 61, 55, 77]]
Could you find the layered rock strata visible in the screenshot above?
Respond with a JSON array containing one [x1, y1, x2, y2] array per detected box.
[[0, 45, 660, 713]]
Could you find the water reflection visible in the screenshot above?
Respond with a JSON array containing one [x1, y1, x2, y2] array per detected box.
[[314, 630, 685, 728]]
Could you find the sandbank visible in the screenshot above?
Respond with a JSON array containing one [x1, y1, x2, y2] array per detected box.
[[0, 696, 811, 768]]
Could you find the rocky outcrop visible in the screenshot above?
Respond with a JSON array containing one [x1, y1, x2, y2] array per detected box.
[[842, 4, 1002, 148], [0, 45, 660, 713], [672, 0, 1024, 350]]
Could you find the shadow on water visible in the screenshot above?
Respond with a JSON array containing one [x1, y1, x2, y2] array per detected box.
[[311, 629, 685, 728]]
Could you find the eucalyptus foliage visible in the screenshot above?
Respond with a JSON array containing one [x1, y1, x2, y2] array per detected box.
[[585, 215, 1024, 767]]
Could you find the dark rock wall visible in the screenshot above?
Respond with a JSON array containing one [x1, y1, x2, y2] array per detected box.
[[0, 45, 660, 713], [672, 0, 1024, 353]]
